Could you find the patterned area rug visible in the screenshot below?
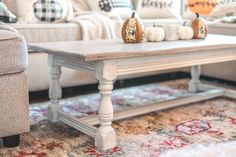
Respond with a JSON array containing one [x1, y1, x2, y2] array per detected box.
[[1, 79, 236, 157]]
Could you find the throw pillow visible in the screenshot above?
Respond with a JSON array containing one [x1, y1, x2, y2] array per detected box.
[[181, 0, 194, 19], [71, 0, 90, 13], [136, 0, 182, 19], [33, 0, 63, 22], [0, 0, 17, 23], [15, 0, 37, 22], [182, 0, 236, 20], [210, 0, 236, 19], [86, 0, 134, 19], [33, 0, 73, 23], [2, 0, 17, 14]]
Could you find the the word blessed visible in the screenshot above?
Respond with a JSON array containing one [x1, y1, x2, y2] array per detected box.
[[141, 0, 173, 8]]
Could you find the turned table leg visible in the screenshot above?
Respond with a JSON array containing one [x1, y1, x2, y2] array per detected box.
[[189, 65, 201, 93], [95, 61, 117, 150], [48, 55, 62, 122]]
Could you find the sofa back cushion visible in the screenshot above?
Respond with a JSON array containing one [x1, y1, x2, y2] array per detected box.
[[136, 0, 182, 19]]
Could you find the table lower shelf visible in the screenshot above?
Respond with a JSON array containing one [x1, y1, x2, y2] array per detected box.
[[56, 83, 236, 139]]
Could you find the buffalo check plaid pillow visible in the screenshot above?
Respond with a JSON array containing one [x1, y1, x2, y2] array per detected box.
[[33, 0, 63, 22]]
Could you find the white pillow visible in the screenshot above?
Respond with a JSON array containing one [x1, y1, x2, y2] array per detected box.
[[86, 0, 134, 19], [136, 0, 182, 19], [16, 0, 37, 22], [181, 0, 194, 19]]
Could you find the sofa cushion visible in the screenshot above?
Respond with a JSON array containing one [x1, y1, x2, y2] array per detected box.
[[210, 0, 236, 19], [0, 24, 28, 75], [33, 0, 74, 23], [9, 23, 82, 43], [136, 0, 182, 19], [33, 0, 64, 22], [86, 0, 134, 19]]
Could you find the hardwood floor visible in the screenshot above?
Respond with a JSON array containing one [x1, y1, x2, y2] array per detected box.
[[29, 71, 236, 104], [29, 72, 190, 103]]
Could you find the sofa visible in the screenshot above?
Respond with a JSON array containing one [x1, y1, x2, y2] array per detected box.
[[3, 0, 236, 92], [0, 24, 29, 147]]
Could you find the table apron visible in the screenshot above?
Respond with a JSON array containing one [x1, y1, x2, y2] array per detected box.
[[117, 48, 236, 76], [50, 48, 236, 77]]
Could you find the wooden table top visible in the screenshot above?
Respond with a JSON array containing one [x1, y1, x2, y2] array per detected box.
[[28, 34, 236, 62]]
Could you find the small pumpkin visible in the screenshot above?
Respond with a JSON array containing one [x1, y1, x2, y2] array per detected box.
[[191, 13, 208, 39], [144, 24, 165, 42], [121, 12, 143, 43], [178, 24, 194, 40]]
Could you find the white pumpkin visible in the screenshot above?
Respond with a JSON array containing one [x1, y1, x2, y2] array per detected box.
[[144, 26, 165, 42], [163, 24, 179, 41], [178, 26, 194, 40]]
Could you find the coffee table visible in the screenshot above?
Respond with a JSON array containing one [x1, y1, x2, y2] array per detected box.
[[29, 34, 236, 150]]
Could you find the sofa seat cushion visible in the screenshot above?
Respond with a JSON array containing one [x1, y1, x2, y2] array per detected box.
[[9, 19, 183, 45], [0, 25, 27, 75], [208, 23, 236, 36], [8, 23, 82, 43]]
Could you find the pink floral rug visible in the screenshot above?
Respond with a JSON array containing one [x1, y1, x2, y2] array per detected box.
[[1, 79, 236, 157]]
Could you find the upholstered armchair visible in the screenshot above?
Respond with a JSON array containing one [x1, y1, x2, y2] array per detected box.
[[0, 23, 29, 147]]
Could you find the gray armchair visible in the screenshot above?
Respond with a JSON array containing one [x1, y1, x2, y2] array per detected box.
[[0, 23, 29, 147]]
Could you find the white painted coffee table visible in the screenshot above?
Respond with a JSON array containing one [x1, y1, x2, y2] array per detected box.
[[29, 34, 236, 150]]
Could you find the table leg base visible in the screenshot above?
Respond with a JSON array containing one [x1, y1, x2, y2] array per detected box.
[[95, 127, 116, 150]]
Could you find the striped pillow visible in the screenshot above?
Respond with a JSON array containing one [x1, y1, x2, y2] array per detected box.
[[86, 0, 134, 18]]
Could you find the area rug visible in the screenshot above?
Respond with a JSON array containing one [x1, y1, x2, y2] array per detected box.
[[159, 140, 236, 157], [1, 79, 236, 157]]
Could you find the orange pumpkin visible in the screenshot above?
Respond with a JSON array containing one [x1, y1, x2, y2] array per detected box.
[[191, 13, 208, 39], [121, 12, 143, 43], [188, 0, 217, 14]]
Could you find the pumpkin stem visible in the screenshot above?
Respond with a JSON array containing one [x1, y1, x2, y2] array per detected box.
[[131, 12, 135, 18], [196, 13, 200, 18]]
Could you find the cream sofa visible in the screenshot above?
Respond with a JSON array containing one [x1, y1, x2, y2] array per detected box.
[[6, 1, 236, 92], [201, 23, 236, 81]]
